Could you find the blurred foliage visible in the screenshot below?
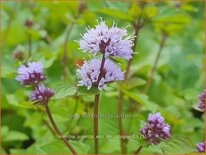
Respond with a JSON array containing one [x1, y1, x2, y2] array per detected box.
[[1, 0, 205, 154]]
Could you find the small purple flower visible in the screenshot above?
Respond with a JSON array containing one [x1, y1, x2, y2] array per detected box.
[[30, 84, 55, 103], [198, 90, 205, 112], [77, 59, 124, 90], [140, 112, 171, 145], [16, 62, 46, 85], [79, 20, 134, 60], [196, 142, 205, 153]]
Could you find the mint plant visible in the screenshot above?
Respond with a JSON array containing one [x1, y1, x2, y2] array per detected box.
[[2, 1, 205, 154], [15, 62, 77, 154], [77, 19, 134, 154]]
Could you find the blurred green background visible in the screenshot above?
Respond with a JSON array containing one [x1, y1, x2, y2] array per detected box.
[[1, 0, 205, 154]]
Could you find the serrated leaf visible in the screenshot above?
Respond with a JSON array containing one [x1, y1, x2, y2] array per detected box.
[[161, 136, 194, 153], [52, 85, 77, 99]]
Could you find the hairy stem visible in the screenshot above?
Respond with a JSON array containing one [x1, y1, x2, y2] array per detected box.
[[93, 53, 106, 154], [118, 25, 140, 154], [143, 34, 167, 93], [45, 104, 77, 154], [93, 93, 100, 154], [62, 24, 74, 81], [134, 145, 143, 154]]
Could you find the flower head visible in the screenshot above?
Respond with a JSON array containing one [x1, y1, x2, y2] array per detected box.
[[77, 59, 124, 90], [198, 90, 205, 112], [30, 84, 55, 103], [196, 142, 205, 153], [16, 62, 46, 85], [79, 20, 134, 60], [140, 112, 171, 145]]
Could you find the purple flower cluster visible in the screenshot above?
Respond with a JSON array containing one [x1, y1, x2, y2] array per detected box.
[[77, 59, 124, 90], [79, 20, 134, 60], [30, 84, 55, 104], [78, 19, 134, 90], [196, 142, 205, 153], [198, 90, 205, 112], [140, 112, 171, 145], [16, 61, 54, 104], [16, 62, 46, 85]]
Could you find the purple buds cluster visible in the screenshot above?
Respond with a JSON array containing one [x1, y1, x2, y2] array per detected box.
[[77, 19, 134, 90], [196, 142, 205, 153], [16, 62, 54, 104], [16, 62, 46, 85], [197, 90, 205, 112], [140, 112, 171, 145]]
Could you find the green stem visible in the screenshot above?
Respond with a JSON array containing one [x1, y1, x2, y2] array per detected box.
[[62, 24, 74, 81], [134, 145, 143, 154], [143, 34, 167, 93], [45, 104, 77, 154]]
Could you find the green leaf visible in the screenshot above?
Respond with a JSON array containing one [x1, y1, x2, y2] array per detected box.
[[182, 4, 198, 12], [6, 93, 34, 108], [100, 139, 120, 153], [40, 140, 90, 154], [97, 8, 134, 22], [128, 3, 142, 19], [124, 78, 146, 89], [40, 140, 71, 154], [160, 136, 194, 153], [144, 6, 158, 18], [136, 137, 149, 147], [52, 85, 77, 99], [77, 86, 99, 95], [120, 88, 145, 105], [1, 126, 9, 136], [70, 141, 91, 154], [155, 14, 191, 24], [1, 65, 16, 78], [3, 130, 29, 142], [10, 144, 45, 154]]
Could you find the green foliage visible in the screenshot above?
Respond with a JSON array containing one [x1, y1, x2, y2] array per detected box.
[[1, 1, 204, 154]]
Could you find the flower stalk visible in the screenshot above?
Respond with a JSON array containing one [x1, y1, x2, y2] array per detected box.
[[93, 53, 106, 154], [77, 19, 133, 154], [45, 104, 77, 154], [134, 145, 143, 154], [93, 93, 100, 154], [16, 62, 77, 154]]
